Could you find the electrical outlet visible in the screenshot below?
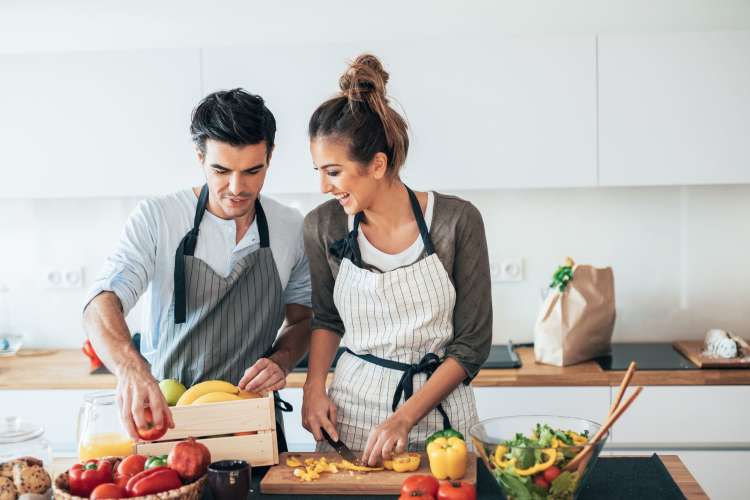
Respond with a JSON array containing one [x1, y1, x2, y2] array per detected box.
[[45, 267, 85, 289], [490, 258, 524, 283]]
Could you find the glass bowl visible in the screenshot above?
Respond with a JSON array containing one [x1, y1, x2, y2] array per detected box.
[[470, 415, 608, 500]]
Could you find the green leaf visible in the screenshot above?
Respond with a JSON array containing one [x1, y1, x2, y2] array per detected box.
[[496, 471, 533, 500], [550, 471, 579, 497]]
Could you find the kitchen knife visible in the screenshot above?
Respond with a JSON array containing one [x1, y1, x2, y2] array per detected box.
[[321, 428, 359, 464]]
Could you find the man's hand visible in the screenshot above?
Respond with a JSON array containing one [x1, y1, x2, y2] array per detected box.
[[116, 364, 174, 440], [238, 357, 288, 393]]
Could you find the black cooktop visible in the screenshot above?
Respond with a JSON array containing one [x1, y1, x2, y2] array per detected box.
[[292, 344, 522, 372], [594, 342, 698, 371]]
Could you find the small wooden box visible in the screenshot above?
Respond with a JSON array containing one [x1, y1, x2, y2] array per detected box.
[[136, 394, 278, 466]]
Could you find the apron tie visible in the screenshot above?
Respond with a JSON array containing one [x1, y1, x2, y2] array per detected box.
[[345, 349, 452, 430], [328, 214, 364, 265]]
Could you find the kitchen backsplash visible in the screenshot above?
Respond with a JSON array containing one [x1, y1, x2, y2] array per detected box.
[[1, 184, 748, 348]]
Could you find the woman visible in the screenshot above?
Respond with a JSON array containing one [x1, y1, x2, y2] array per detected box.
[[302, 54, 492, 466]]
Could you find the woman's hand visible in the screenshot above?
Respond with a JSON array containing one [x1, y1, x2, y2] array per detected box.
[[361, 414, 412, 466], [302, 382, 338, 442]]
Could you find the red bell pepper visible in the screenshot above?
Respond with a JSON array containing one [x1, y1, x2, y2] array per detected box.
[[82, 339, 103, 370], [68, 459, 113, 497], [130, 468, 182, 496], [125, 466, 171, 496]]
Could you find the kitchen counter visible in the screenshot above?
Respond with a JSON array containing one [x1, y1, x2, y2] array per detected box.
[[2, 347, 750, 390], [49, 455, 708, 499]]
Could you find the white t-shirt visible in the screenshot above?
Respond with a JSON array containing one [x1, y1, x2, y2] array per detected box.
[[85, 189, 311, 361], [348, 191, 435, 272]]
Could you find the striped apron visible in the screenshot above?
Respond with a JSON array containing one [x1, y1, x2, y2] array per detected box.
[[320, 187, 478, 452], [150, 184, 290, 450]]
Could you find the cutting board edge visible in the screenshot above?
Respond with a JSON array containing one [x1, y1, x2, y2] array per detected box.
[[260, 451, 477, 495]]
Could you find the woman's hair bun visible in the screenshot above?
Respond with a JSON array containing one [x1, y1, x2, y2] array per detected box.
[[339, 53, 389, 102]]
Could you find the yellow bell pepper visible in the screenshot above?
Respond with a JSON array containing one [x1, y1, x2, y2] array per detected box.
[[493, 445, 509, 467], [383, 452, 421, 472], [512, 448, 557, 477], [286, 455, 303, 467], [337, 460, 384, 472], [426, 436, 468, 480]]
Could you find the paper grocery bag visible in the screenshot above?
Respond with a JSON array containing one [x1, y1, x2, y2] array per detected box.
[[534, 264, 616, 367]]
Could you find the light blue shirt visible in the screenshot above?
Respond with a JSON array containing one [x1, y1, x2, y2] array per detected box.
[[85, 189, 311, 362]]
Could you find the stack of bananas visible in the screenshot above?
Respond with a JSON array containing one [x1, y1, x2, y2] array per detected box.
[[175, 380, 260, 406]]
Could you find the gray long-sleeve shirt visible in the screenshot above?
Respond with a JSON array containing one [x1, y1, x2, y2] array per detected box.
[[303, 192, 492, 380]]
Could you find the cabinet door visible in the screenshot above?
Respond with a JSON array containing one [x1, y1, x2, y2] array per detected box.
[[608, 386, 750, 446], [473, 387, 611, 423], [203, 35, 597, 193], [599, 31, 750, 186], [1, 390, 91, 455], [0, 49, 203, 198], [277, 387, 315, 451]]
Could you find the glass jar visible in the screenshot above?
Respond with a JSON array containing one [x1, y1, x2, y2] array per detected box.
[[0, 416, 53, 466], [77, 391, 135, 461]]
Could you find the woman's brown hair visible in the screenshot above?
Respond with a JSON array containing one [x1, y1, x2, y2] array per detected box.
[[308, 54, 409, 176]]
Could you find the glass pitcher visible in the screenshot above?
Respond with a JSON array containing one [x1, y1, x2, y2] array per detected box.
[[77, 391, 135, 461]]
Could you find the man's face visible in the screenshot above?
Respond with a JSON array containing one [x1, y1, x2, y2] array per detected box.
[[198, 139, 272, 220]]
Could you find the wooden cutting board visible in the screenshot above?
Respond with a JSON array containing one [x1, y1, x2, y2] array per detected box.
[[673, 341, 750, 368], [260, 451, 477, 495]]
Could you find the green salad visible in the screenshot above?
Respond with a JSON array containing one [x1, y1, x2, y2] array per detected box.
[[490, 423, 590, 500]]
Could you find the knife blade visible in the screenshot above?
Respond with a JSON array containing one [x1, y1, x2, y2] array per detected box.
[[321, 428, 359, 464]]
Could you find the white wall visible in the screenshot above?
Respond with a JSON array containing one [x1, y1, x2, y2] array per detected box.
[[1, 184, 748, 348], [1, 0, 750, 56], [1, 0, 749, 346]]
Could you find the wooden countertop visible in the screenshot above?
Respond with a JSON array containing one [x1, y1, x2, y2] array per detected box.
[[48, 455, 707, 499], [2, 347, 750, 390]]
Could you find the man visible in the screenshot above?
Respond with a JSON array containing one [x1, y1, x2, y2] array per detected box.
[[83, 89, 312, 451]]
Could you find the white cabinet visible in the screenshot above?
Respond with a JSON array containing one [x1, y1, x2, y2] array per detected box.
[[608, 386, 750, 446], [0, 49, 203, 198], [473, 386, 611, 423], [599, 31, 750, 186], [277, 387, 315, 451], [203, 35, 598, 193], [1, 390, 90, 453]]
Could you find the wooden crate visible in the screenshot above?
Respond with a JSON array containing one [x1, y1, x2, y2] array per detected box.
[[136, 393, 278, 466]]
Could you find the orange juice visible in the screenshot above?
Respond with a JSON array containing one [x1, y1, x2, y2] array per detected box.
[[78, 432, 135, 461]]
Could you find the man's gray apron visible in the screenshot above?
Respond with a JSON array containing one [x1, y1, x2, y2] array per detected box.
[[150, 184, 291, 451]]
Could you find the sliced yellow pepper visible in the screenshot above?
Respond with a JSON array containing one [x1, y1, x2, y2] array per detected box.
[[286, 455, 303, 467], [512, 448, 557, 476], [383, 452, 421, 472], [426, 436, 468, 480], [493, 445, 509, 466]]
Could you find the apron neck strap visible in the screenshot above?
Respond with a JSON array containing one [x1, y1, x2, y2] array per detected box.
[[351, 185, 435, 256], [174, 186, 269, 324], [255, 196, 270, 248]]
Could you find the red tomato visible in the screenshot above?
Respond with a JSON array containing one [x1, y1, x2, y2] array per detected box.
[[533, 475, 550, 490], [90, 483, 127, 499], [543, 465, 561, 483], [399, 494, 435, 500], [117, 454, 147, 477], [401, 474, 439, 497], [136, 408, 167, 441], [437, 480, 477, 500]]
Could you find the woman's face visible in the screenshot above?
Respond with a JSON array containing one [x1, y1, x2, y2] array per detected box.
[[310, 136, 387, 215]]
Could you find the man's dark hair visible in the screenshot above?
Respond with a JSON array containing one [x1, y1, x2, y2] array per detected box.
[[190, 88, 276, 158]]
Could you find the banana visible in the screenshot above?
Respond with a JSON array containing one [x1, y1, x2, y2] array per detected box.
[[191, 391, 244, 405], [176, 380, 239, 406]]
